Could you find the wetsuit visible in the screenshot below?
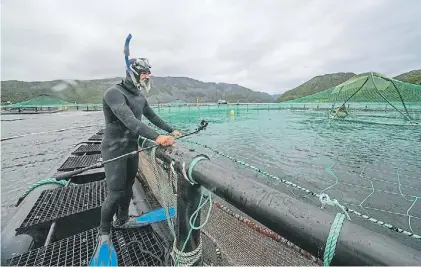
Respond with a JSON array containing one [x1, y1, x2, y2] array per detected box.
[[100, 77, 174, 235]]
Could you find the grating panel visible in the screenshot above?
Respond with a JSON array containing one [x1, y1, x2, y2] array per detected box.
[[58, 154, 101, 171], [71, 144, 101, 155], [16, 180, 107, 234], [8, 226, 166, 266], [88, 134, 103, 141], [112, 227, 166, 266]]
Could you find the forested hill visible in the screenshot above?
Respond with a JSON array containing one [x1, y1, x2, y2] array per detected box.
[[1, 77, 274, 104]]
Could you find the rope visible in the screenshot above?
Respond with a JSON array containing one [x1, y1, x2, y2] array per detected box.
[[187, 155, 209, 185], [319, 193, 350, 220], [173, 155, 212, 266], [172, 237, 203, 266], [324, 213, 346, 266], [173, 191, 212, 266], [16, 178, 70, 206], [181, 139, 421, 241]]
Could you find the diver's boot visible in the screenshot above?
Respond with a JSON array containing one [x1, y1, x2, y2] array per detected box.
[[113, 207, 176, 229], [112, 214, 143, 229]]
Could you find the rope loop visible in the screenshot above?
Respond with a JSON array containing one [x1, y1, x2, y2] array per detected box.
[[172, 237, 203, 266], [184, 155, 210, 185], [319, 193, 351, 220]]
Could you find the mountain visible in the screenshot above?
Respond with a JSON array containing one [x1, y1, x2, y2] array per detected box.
[[271, 94, 281, 100], [393, 69, 421, 85], [276, 72, 356, 102], [0, 76, 274, 105]]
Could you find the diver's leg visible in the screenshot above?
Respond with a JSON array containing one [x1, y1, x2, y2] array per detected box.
[[115, 146, 138, 219], [126, 152, 139, 199], [99, 157, 129, 235], [115, 152, 139, 225], [113, 152, 144, 228]]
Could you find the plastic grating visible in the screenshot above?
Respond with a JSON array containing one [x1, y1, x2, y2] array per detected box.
[[57, 154, 102, 171], [8, 226, 166, 266], [96, 128, 105, 135], [88, 134, 103, 141], [16, 180, 106, 234], [71, 144, 101, 155]]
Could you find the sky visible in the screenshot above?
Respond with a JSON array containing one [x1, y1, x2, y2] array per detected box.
[[1, 0, 421, 94]]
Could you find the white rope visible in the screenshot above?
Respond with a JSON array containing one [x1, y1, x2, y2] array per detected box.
[[319, 193, 351, 220], [171, 237, 203, 266]]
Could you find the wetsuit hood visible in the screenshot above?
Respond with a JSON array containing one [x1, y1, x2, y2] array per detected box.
[[122, 75, 141, 95]]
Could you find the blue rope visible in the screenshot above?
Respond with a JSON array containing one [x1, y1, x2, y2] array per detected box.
[[324, 213, 346, 266]]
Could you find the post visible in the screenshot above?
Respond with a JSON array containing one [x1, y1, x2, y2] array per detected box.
[[174, 177, 202, 266]]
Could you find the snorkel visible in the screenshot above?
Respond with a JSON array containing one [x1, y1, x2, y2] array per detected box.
[[123, 33, 151, 92]]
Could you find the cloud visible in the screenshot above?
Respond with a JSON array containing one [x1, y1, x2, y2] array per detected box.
[[1, 0, 420, 94]]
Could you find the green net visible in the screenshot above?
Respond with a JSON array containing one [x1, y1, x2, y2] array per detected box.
[[285, 72, 421, 123], [1, 95, 72, 108], [0, 94, 103, 112]]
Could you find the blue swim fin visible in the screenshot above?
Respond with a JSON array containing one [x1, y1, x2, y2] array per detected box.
[[113, 206, 176, 229], [136, 206, 176, 225], [90, 239, 118, 266]]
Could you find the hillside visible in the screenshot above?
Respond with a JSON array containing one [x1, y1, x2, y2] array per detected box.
[[276, 72, 356, 102], [0, 77, 274, 105], [393, 69, 421, 85]]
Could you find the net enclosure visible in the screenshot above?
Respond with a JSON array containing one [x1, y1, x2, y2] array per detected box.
[[285, 72, 421, 123]]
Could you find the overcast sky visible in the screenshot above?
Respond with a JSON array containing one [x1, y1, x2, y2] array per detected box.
[[1, 0, 420, 94]]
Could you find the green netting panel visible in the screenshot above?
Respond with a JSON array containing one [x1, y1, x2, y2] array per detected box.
[[1, 95, 72, 108], [285, 73, 421, 122], [288, 73, 421, 103]]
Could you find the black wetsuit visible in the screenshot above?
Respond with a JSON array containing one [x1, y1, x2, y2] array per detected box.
[[100, 78, 174, 235]]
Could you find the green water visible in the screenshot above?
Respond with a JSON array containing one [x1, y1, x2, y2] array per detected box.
[[153, 106, 421, 249]]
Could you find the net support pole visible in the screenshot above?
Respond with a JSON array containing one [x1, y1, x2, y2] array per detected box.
[[149, 142, 421, 266], [175, 173, 202, 266]]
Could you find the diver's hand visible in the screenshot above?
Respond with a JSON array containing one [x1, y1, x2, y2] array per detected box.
[[155, 135, 175, 146], [171, 130, 182, 137]]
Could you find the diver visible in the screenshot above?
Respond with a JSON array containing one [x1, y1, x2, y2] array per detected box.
[[90, 55, 181, 264]]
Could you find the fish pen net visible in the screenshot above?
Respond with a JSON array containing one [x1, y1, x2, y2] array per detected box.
[[285, 72, 421, 124], [136, 148, 321, 266]]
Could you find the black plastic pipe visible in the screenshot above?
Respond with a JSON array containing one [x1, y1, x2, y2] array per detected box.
[[141, 141, 421, 266]]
